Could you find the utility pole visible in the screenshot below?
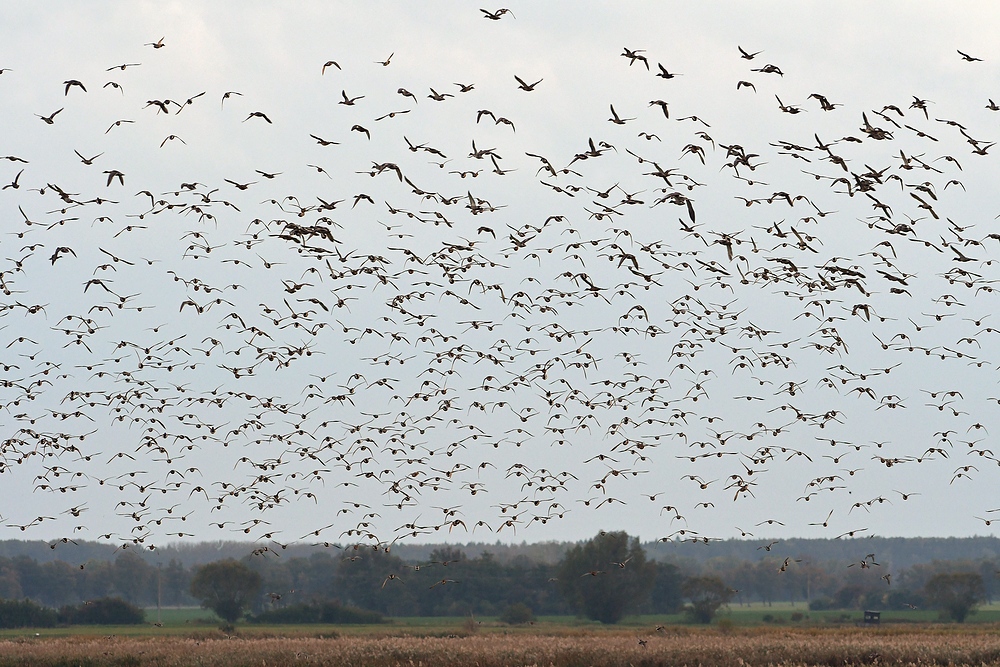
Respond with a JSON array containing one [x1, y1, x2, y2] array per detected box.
[[157, 562, 162, 625]]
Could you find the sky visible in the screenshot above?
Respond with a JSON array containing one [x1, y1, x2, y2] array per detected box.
[[1, 2, 1000, 556]]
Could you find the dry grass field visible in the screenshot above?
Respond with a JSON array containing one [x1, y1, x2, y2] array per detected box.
[[3, 626, 1000, 667]]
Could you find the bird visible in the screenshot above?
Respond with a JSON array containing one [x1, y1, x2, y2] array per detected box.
[[655, 63, 681, 79], [340, 90, 364, 105], [159, 135, 186, 148], [514, 75, 542, 91], [621, 47, 649, 70], [3, 169, 23, 190], [649, 100, 670, 117], [63, 79, 86, 95], [481, 8, 514, 20], [751, 63, 783, 75], [427, 88, 453, 101], [105, 119, 134, 133], [244, 111, 272, 123], [103, 170, 125, 186], [608, 104, 634, 125], [310, 134, 340, 146], [176, 91, 206, 113], [36, 108, 64, 124]]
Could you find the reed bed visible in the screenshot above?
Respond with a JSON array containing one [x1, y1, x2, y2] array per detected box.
[[3, 627, 1000, 667]]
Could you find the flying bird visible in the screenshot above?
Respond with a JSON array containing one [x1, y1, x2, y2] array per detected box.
[[514, 75, 542, 91]]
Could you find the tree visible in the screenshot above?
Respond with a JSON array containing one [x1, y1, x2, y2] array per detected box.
[[649, 561, 683, 613], [682, 576, 734, 623], [38, 560, 78, 606], [112, 552, 155, 605], [0, 564, 24, 600], [190, 559, 262, 623], [161, 559, 192, 606], [923, 572, 985, 622], [556, 531, 655, 624], [334, 548, 414, 616]]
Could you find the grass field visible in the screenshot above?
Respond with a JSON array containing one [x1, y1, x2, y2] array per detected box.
[[5, 602, 1000, 642], [139, 600, 1000, 632], [145, 600, 1000, 629]]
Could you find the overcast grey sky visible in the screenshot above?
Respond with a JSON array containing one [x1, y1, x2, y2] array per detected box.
[[2, 2, 1000, 555]]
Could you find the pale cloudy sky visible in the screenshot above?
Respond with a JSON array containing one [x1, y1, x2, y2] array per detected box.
[[2, 2, 1000, 553]]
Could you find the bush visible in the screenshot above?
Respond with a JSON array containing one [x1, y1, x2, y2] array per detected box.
[[319, 601, 383, 624], [251, 601, 383, 624], [0, 598, 58, 628], [499, 602, 535, 625], [790, 612, 804, 622], [59, 597, 145, 625], [808, 597, 836, 611]]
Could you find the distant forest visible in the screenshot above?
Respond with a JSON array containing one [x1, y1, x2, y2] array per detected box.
[[1, 536, 998, 617], [4, 535, 1000, 569]]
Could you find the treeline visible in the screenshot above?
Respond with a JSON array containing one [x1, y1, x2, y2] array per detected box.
[[0, 552, 192, 608], [693, 554, 999, 612], [4, 535, 999, 570], [1, 535, 998, 619], [0, 543, 680, 616]]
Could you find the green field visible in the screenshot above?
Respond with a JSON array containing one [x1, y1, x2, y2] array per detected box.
[[3, 602, 999, 639]]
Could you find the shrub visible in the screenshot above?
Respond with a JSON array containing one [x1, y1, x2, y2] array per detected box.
[[251, 601, 383, 624], [499, 602, 535, 625], [319, 601, 383, 624], [59, 597, 145, 625], [0, 598, 58, 628], [808, 597, 836, 611]]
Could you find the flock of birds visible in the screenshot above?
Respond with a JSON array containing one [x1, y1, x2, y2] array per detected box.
[[2, 8, 1000, 574]]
